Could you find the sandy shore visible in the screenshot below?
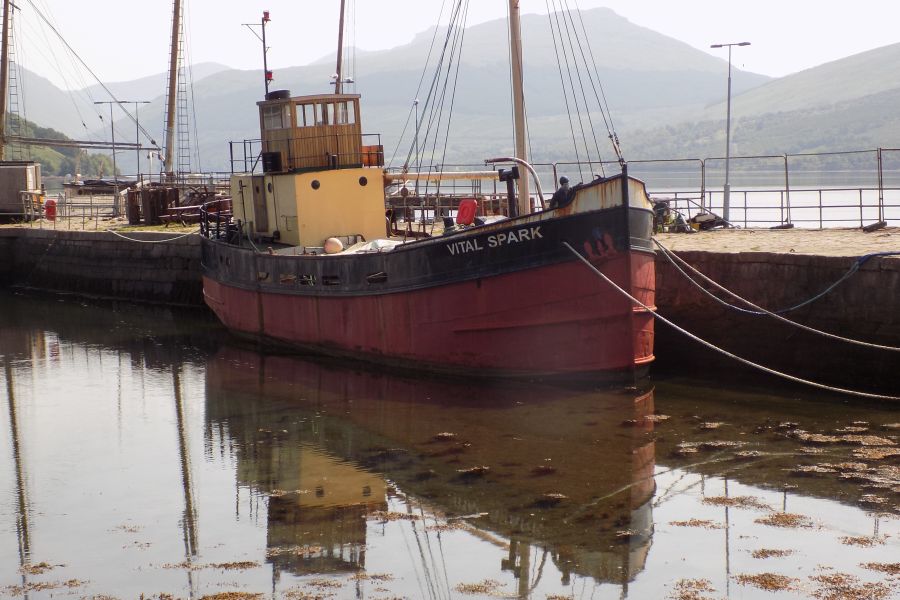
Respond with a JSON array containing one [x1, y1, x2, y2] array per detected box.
[[656, 227, 900, 257]]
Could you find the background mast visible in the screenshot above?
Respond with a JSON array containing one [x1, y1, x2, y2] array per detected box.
[[163, 0, 182, 181], [334, 0, 346, 94], [0, 0, 11, 161]]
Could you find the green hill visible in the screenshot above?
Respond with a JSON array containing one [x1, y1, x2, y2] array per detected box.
[[4, 116, 114, 176], [626, 45, 900, 162]]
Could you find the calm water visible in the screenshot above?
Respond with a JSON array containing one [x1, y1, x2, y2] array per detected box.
[[0, 291, 897, 599]]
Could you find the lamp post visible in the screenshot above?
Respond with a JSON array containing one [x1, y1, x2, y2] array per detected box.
[[95, 100, 150, 214], [710, 41, 750, 223], [128, 101, 151, 178]]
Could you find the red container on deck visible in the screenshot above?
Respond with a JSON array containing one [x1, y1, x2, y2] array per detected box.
[[456, 198, 477, 225], [44, 198, 57, 221]]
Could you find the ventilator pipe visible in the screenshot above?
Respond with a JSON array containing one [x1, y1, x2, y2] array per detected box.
[[484, 157, 545, 210]]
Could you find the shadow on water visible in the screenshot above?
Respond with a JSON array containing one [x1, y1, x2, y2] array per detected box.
[[0, 289, 897, 598]]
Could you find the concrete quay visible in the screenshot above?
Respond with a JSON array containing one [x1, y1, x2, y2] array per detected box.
[[654, 228, 900, 393], [0, 227, 203, 305]]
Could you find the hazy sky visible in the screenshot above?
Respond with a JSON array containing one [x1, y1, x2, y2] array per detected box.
[[15, 0, 900, 90]]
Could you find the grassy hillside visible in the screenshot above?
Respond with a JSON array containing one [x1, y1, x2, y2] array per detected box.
[[5, 117, 114, 176], [624, 55, 900, 162], [707, 43, 900, 119]]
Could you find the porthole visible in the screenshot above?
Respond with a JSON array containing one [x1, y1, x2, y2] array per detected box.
[[267, 182, 273, 193], [311, 180, 321, 190], [359, 176, 368, 186]]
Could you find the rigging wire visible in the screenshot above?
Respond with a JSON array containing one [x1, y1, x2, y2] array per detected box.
[[346, 0, 357, 94], [416, 0, 468, 195], [21, 14, 96, 138], [387, 0, 450, 168], [402, 0, 466, 172], [415, 0, 465, 173], [432, 0, 469, 185], [10, 8, 29, 158], [546, 0, 584, 181], [26, 0, 101, 140], [505, 10, 516, 155], [428, 0, 470, 210], [570, 0, 623, 162], [23, 0, 160, 151], [558, 0, 605, 175], [184, 0, 202, 172], [550, 0, 593, 177]]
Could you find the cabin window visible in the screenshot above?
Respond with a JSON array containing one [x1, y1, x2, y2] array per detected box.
[[336, 101, 356, 124], [297, 103, 316, 127], [316, 103, 330, 126], [262, 104, 289, 130]]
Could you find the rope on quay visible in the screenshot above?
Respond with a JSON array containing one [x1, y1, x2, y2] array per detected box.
[[653, 238, 900, 353], [561, 242, 900, 402], [107, 229, 200, 243]]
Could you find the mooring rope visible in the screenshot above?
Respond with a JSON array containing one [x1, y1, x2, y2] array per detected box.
[[653, 238, 900, 353], [107, 229, 200, 243], [660, 239, 900, 316], [562, 242, 900, 402]]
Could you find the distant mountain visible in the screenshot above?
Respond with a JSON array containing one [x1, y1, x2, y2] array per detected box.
[[156, 8, 770, 171], [83, 62, 230, 104], [16, 8, 900, 175], [628, 44, 900, 160], [17, 62, 229, 142], [706, 44, 900, 119]]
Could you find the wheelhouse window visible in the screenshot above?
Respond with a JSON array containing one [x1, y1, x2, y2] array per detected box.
[[336, 101, 356, 125], [262, 104, 289, 130], [317, 103, 330, 125], [296, 103, 314, 127]]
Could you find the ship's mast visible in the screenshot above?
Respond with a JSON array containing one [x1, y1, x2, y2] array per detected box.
[[163, 0, 182, 181], [334, 0, 346, 95], [0, 0, 11, 161], [508, 0, 530, 215]]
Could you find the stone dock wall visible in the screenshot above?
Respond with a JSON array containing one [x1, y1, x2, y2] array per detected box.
[[654, 250, 900, 391], [0, 229, 203, 305]]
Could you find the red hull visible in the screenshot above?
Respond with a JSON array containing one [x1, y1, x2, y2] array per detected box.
[[204, 250, 655, 377]]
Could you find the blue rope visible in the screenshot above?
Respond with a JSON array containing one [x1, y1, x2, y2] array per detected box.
[[772, 251, 900, 314], [856, 251, 900, 266]]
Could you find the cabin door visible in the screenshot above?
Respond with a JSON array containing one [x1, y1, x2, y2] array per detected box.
[[251, 176, 268, 233]]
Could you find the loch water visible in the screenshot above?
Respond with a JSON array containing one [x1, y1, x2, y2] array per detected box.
[[0, 291, 897, 599]]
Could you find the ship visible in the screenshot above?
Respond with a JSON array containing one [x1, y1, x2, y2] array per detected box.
[[200, 4, 656, 381]]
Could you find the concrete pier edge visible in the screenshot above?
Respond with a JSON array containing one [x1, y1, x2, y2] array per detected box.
[[0, 228, 203, 306]]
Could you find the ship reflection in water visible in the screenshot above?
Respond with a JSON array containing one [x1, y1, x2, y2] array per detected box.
[[206, 346, 657, 595], [0, 292, 898, 599]]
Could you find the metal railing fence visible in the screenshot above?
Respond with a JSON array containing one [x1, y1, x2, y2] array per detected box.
[[10, 148, 900, 230]]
